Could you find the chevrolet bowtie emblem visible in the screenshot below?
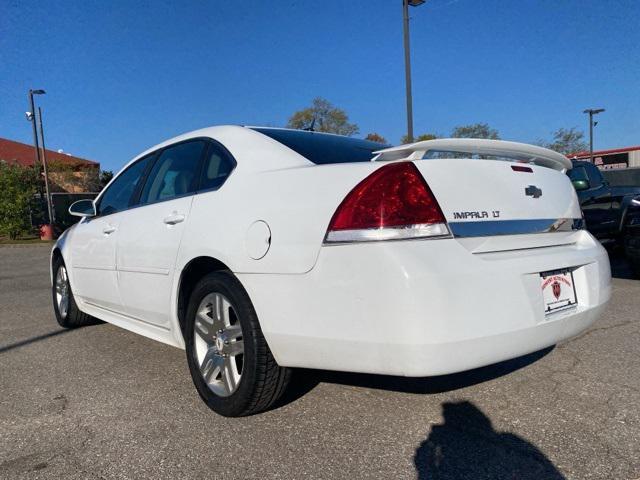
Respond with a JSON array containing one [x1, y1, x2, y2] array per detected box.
[[525, 185, 542, 198]]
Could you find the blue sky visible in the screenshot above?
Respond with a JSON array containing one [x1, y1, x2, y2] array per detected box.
[[1, 0, 639, 171]]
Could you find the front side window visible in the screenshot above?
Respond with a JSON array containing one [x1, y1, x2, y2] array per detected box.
[[586, 163, 604, 187], [139, 140, 205, 205], [199, 143, 235, 191], [97, 155, 154, 216]]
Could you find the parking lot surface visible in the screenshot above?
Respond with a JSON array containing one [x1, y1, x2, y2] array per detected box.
[[0, 245, 639, 479]]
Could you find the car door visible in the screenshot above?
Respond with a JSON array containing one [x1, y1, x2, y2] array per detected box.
[[579, 163, 613, 238], [69, 154, 154, 311], [115, 139, 207, 328]]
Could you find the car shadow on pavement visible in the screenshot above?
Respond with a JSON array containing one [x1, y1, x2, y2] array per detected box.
[[276, 347, 554, 409], [0, 329, 71, 354], [285, 346, 553, 399], [414, 401, 565, 479]]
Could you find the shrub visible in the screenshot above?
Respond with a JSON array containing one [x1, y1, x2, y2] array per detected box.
[[0, 162, 39, 239]]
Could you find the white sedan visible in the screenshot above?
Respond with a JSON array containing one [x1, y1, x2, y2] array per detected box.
[[52, 126, 611, 416]]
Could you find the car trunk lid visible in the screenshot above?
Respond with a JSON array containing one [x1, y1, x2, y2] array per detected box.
[[373, 139, 581, 252]]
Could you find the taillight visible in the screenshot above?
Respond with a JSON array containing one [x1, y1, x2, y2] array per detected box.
[[324, 162, 449, 243]]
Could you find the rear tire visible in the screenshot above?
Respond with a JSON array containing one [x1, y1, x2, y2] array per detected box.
[[52, 256, 97, 328], [185, 271, 290, 417], [627, 249, 640, 279]]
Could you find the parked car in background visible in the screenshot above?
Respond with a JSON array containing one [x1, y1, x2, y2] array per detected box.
[[568, 160, 640, 250], [51, 129, 611, 416]]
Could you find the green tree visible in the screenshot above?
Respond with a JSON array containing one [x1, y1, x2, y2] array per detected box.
[[100, 170, 114, 189], [451, 123, 500, 139], [400, 133, 437, 144], [365, 133, 387, 144], [541, 127, 588, 155], [287, 97, 359, 136], [0, 162, 39, 239]]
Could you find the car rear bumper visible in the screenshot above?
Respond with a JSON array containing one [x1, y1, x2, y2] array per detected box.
[[238, 230, 611, 377]]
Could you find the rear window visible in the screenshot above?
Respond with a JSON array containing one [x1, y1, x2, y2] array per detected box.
[[251, 127, 389, 164]]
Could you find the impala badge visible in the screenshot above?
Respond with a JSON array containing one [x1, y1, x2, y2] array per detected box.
[[525, 185, 542, 198]]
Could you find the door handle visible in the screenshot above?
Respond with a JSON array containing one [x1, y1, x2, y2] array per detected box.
[[163, 212, 185, 225], [102, 225, 116, 235]]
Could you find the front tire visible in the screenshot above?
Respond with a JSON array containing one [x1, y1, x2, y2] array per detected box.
[[52, 257, 96, 328], [623, 232, 640, 279], [185, 271, 290, 417]]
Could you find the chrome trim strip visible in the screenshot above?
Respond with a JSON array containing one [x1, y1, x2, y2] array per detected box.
[[449, 218, 584, 238], [324, 223, 451, 244]]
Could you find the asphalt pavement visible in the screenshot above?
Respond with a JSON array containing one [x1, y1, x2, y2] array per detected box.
[[0, 245, 639, 479]]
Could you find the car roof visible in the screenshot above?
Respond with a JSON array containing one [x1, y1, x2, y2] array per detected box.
[[123, 125, 313, 174], [123, 125, 389, 174]]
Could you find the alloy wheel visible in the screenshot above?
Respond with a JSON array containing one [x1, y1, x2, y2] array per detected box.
[[193, 292, 244, 397], [55, 265, 70, 319]]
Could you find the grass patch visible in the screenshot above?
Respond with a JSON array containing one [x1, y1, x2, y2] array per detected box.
[[0, 236, 53, 245]]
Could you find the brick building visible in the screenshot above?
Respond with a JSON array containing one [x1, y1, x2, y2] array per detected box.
[[0, 137, 100, 193]]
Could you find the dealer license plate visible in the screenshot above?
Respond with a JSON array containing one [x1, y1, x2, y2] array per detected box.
[[540, 270, 578, 315]]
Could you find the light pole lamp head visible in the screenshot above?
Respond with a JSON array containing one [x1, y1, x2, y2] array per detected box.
[[30, 89, 46, 95], [583, 108, 605, 115], [408, 0, 426, 5]]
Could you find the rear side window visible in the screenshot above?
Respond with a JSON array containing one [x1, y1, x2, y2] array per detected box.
[[251, 127, 388, 164], [98, 155, 154, 216], [199, 143, 235, 191], [568, 166, 589, 183], [139, 140, 205, 204]]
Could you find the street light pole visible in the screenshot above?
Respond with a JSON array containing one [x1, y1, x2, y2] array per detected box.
[[401, 0, 425, 144], [26, 89, 52, 237], [37, 107, 54, 225], [583, 108, 605, 163], [27, 90, 43, 169], [402, 0, 414, 144]]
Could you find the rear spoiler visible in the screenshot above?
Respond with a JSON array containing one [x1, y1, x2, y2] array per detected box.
[[372, 138, 572, 172]]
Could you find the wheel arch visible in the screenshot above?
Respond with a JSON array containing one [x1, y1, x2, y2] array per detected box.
[[176, 256, 232, 340], [50, 247, 64, 285], [618, 194, 639, 233]]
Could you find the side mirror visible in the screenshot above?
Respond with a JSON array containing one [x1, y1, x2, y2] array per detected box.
[[69, 199, 96, 218], [572, 179, 590, 191]]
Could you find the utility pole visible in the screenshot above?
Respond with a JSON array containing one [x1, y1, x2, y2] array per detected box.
[[37, 107, 54, 225], [583, 108, 605, 163], [402, 1, 426, 144]]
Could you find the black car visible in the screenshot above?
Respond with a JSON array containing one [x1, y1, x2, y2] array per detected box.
[[568, 160, 640, 276]]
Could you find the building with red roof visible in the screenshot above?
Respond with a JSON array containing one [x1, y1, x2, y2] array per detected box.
[[0, 137, 100, 193], [569, 145, 640, 170]]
